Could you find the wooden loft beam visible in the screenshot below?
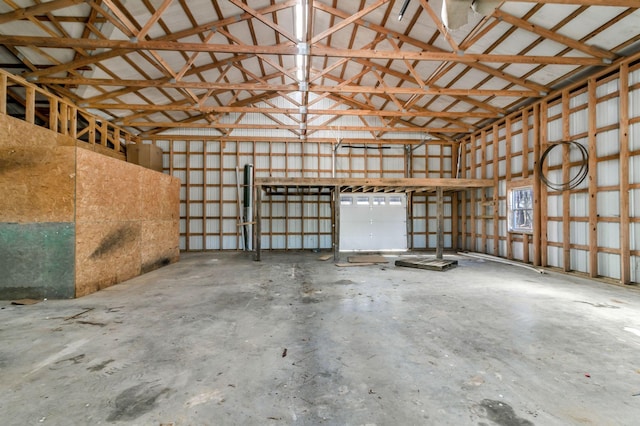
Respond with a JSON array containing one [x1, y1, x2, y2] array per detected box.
[[255, 177, 494, 190], [126, 122, 471, 133], [0, 35, 611, 66]]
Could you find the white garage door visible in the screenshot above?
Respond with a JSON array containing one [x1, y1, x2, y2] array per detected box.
[[339, 193, 408, 252]]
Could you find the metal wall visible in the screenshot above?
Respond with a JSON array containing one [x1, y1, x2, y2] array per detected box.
[[145, 138, 456, 252], [460, 58, 640, 284]]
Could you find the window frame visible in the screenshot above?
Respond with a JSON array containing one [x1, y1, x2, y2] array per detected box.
[[507, 179, 534, 234]]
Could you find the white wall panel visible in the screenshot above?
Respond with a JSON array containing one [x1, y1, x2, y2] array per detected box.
[[598, 253, 620, 279], [569, 193, 588, 217], [571, 249, 588, 272], [570, 222, 588, 245], [597, 191, 620, 216], [597, 160, 620, 186], [189, 218, 203, 233], [598, 222, 620, 249], [547, 221, 562, 243], [547, 194, 563, 217], [547, 246, 562, 268], [596, 98, 619, 127], [630, 156, 640, 184], [547, 118, 563, 140], [189, 236, 203, 250]]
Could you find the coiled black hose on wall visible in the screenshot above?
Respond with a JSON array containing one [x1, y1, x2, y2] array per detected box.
[[537, 141, 589, 191]]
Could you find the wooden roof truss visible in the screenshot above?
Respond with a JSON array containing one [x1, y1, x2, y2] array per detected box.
[[0, 0, 638, 143]]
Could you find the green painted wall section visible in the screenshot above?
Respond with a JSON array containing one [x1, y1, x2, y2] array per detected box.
[[0, 223, 75, 299]]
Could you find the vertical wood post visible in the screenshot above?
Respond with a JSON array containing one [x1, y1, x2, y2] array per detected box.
[[562, 90, 572, 272], [0, 74, 7, 115], [333, 185, 340, 261], [25, 86, 35, 124], [505, 118, 513, 260], [588, 78, 599, 278], [436, 186, 444, 260], [532, 104, 542, 267], [619, 63, 631, 284], [49, 98, 58, 132], [540, 101, 549, 267], [492, 124, 500, 256], [521, 110, 530, 263], [255, 185, 262, 261]]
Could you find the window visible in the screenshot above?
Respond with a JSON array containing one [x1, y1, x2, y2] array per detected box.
[[508, 186, 533, 233], [356, 196, 370, 205], [389, 196, 402, 205], [340, 196, 353, 205], [372, 196, 386, 205]]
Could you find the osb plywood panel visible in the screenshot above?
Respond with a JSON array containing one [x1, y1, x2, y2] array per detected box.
[[0, 222, 75, 299], [76, 148, 142, 222], [0, 145, 75, 223], [0, 114, 73, 148], [139, 170, 181, 222], [75, 221, 142, 297], [141, 220, 180, 273], [76, 140, 126, 161]]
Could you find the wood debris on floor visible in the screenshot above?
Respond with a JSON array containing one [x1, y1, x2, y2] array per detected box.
[[347, 255, 388, 264], [335, 262, 376, 267], [395, 258, 458, 271]]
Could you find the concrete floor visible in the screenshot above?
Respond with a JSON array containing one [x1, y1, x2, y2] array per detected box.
[[1, 252, 639, 426]]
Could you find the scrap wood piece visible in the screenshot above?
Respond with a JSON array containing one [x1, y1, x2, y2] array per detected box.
[[395, 258, 458, 271], [335, 262, 376, 267], [64, 307, 94, 321], [347, 255, 389, 264], [11, 299, 41, 305], [318, 254, 333, 261]]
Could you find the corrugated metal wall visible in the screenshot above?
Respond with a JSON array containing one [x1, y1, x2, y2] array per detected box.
[[460, 58, 640, 284], [144, 138, 456, 252]]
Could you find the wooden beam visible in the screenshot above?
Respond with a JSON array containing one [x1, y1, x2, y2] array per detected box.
[[619, 63, 631, 284], [0, 0, 85, 25], [255, 177, 494, 189], [436, 186, 444, 260], [126, 121, 471, 133], [22, 1, 297, 79], [587, 78, 598, 278], [506, 0, 639, 6], [493, 10, 617, 60], [0, 35, 609, 66], [255, 185, 262, 261], [137, 0, 175, 40], [333, 186, 340, 261], [85, 103, 498, 118], [37, 76, 541, 98], [562, 90, 572, 272], [311, 0, 390, 44], [228, 0, 297, 43]]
